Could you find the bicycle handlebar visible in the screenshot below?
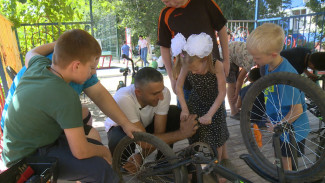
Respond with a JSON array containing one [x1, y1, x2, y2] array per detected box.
[[121, 54, 136, 75]]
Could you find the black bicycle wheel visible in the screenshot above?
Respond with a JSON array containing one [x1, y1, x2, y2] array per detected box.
[[241, 72, 325, 182], [112, 132, 187, 183]]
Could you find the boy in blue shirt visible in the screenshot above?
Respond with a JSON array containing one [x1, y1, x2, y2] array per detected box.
[[246, 23, 310, 171]]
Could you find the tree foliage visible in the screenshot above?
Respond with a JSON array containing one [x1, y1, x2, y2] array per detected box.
[[0, 0, 89, 27], [100, 0, 165, 49], [0, 0, 92, 58], [1, 0, 324, 57]]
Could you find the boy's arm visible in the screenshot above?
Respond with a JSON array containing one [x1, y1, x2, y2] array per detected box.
[[160, 46, 176, 93], [267, 104, 303, 132], [176, 67, 189, 120], [64, 127, 112, 164], [218, 26, 230, 76], [281, 104, 303, 124], [25, 42, 56, 68], [84, 82, 141, 138], [200, 61, 226, 124]]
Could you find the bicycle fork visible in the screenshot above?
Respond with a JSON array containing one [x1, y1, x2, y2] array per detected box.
[[273, 124, 298, 183]]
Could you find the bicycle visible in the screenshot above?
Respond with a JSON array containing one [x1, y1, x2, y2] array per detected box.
[[240, 72, 325, 182], [117, 54, 138, 91], [112, 132, 253, 183], [112, 72, 325, 183]]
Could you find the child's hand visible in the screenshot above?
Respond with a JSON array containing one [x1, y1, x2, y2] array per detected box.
[[180, 109, 189, 121], [266, 122, 278, 132], [180, 114, 198, 138], [199, 114, 212, 125]]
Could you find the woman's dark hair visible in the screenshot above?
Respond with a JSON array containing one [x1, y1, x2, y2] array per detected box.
[[248, 68, 261, 82], [310, 52, 325, 70]]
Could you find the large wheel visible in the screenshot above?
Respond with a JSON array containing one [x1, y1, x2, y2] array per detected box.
[[112, 132, 187, 183], [240, 72, 325, 182]]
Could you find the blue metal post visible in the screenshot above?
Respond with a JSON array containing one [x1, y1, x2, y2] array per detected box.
[[255, 0, 259, 29]]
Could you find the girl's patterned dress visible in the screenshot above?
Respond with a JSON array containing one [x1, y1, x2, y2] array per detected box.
[[187, 62, 229, 148]]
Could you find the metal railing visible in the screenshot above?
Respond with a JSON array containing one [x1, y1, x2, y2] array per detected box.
[[226, 11, 325, 52]]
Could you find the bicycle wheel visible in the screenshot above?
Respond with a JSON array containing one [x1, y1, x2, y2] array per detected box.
[[241, 72, 325, 182], [112, 132, 187, 183]]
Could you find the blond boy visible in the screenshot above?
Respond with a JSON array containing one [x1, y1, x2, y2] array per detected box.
[[246, 23, 310, 171]]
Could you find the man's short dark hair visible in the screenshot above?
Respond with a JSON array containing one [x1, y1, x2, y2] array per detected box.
[[139, 35, 143, 38], [248, 68, 261, 82], [134, 67, 163, 88], [310, 52, 325, 71]]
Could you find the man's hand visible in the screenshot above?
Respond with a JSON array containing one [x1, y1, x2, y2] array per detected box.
[[308, 74, 318, 81], [121, 122, 143, 139], [180, 114, 198, 138], [199, 114, 212, 125]]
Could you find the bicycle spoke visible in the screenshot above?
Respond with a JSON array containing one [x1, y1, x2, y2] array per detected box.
[[113, 132, 186, 183]]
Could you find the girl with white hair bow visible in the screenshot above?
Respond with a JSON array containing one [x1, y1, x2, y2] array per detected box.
[[172, 32, 230, 170]]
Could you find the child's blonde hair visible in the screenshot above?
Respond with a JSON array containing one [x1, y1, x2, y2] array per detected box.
[[172, 51, 215, 79], [246, 23, 285, 54]]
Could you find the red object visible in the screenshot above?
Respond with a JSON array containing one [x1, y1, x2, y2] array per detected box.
[[253, 123, 262, 148], [98, 55, 113, 69], [17, 166, 34, 183]]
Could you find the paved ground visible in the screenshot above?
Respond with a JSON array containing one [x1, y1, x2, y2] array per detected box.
[[60, 58, 267, 182]]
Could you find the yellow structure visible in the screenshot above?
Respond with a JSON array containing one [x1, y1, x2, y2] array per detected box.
[[0, 14, 23, 88]]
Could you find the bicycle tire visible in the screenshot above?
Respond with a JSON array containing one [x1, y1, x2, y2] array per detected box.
[[240, 72, 325, 182], [112, 132, 187, 183]]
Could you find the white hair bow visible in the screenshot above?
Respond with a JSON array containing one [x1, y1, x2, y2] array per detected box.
[[171, 32, 213, 58]]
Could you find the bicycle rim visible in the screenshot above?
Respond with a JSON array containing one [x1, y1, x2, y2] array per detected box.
[[112, 132, 187, 183], [240, 72, 325, 182]]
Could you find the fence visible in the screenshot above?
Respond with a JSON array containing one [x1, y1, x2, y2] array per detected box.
[[227, 11, 325, 52], [17, 21, 93, 62], [17, 15, 119, 60]]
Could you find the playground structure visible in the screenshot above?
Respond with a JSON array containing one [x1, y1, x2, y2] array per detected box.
[[227, 11, 325, 51]]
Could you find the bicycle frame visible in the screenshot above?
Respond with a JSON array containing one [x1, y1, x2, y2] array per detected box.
[[137, 151, 254, 183], [117, 54, 137, 90]]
